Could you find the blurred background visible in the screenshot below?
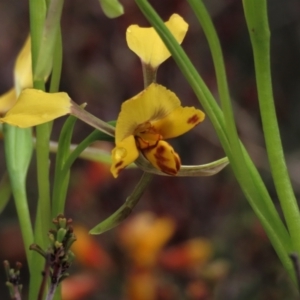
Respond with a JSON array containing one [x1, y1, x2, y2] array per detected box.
[[1, 0, 300, 299]]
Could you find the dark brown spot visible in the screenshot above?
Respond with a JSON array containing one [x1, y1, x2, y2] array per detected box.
[[115, 161, 124, 168], [156, 161, 177, 175], [117, 167, 124, 175], [187, 114, 200, 125], [156, 146, 165, 154], [154, 146, 168, 162], [175, 155, 181, 171]]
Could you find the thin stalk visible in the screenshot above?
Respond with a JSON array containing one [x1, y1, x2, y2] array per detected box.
[[49, 29, 63, 93], [142, 63, 157, 87], [90, 172, 153, 234], [29, 0, 50, 298], [70, 102, 115, 137]]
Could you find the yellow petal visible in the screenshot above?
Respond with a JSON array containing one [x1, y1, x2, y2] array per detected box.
[[111, 135, 139, 178], [0, 89, 17, 115], [126, 14, 188, 68], [14, 36, 33, 92], [152, 106, 205, 139], [116, 83, 180, 143], [0, 89, 71, 128], [142, 140, 181, 176]]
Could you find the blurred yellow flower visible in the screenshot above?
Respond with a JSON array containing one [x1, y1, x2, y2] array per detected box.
[[159, 238, 213, 270], [0, 36, 32, 115], [111, 83, 205, 177], [71, 224, 113, 270], [126, 14, 188, 69], [118, 212, 176, 267]]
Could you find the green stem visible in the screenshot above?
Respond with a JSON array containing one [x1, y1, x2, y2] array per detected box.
[[90, 172, 153, 234], [49, 28, 63, 93], [243, 0, 300, 254], [70, 103, 115, 137], [29, 0, 52, 298], [29, 0, 46, 70]]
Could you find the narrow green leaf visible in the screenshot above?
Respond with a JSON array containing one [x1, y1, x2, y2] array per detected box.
[[3, 125, 34, 266], [243, 0, 300, 257], [34, 0, 65, 80], [90, 172, 152, 234], [135, 0, 294, 282], [52, 115, 78, 217], [98, 0, 124, 18], [0, 173, 11, 214]]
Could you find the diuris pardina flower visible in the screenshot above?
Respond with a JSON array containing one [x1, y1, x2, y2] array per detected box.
[[111, 83, 205, 178], [126, 14, 188, 69]]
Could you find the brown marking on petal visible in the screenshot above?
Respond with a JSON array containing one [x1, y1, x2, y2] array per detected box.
[[175, 155, 181, 172], [153, 145, 181, 176], [117, 167, 124, 176], [187, 114, 200, 125], [156, 145, 165, 155], [157, 161, 178, 175], [154, 145, 168, 163], [115, 161, 124, 168]]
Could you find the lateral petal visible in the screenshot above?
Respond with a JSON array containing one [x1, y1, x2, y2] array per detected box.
[[142, 140, 181, 176], [0, 89, 71, 128], [126, 14, 188, 68], [111, 135, 139, 178], [152, 106, 205, 139]]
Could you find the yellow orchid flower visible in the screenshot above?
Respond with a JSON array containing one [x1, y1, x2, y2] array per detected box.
[[126, 14, 188, 69], [111, 83, 205, 178], [0, 36, 32, 115]]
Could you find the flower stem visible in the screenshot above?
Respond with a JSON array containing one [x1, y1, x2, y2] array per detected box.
[[142, 63, 157, 88], [70, 102, 115, 136], [90, 172, 153, 234]]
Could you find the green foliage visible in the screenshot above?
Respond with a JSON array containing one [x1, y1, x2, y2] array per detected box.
[[98, 0, 124, 18]]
